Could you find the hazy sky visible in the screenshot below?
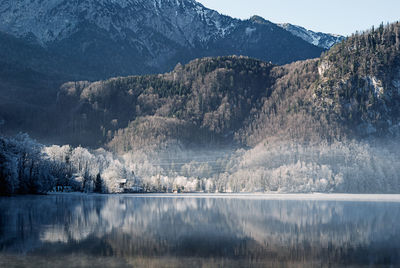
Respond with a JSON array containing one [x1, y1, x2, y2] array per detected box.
[[196, 0, 400, 36]]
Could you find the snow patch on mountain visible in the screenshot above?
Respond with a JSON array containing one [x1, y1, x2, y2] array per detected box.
[[245, 27, 256, 36]]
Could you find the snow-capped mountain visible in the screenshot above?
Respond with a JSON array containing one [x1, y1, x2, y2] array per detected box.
[[0, 0, 323, 80], [279, 23, 344, 49]]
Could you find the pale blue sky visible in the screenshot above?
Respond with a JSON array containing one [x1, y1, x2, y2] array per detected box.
[[197, 0, 400, 36]]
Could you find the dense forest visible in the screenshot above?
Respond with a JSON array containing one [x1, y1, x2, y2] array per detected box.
[[2, 22, 400, 195]]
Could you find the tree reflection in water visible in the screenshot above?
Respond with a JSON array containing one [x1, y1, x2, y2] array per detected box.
[[1, 194, 400, 267]]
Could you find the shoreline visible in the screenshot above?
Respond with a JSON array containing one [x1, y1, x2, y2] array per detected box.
[[44, 192, 400, 202]]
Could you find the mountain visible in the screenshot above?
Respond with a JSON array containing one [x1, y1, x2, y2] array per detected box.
[[53, 22, 400, 150], [279, 23, 345, 49], [0, 0, 323, 81]]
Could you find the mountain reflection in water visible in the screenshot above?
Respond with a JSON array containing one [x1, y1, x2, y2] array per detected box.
[[0, 194, 399, 267]]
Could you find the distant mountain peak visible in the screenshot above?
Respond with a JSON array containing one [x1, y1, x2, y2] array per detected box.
[[278, 23, 345, 49], [249, 15, 272, 25]]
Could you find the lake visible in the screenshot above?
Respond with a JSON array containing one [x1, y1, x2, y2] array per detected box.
[[1, 194, 400, 267]]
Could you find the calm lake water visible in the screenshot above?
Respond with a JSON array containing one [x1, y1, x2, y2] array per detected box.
[[0, 194, 400, 267]]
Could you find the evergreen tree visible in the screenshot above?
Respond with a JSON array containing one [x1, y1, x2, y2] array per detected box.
[[94, 173, 103, 193]]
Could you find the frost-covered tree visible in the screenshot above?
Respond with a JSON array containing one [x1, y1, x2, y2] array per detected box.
[[0, 134, 55, 195]]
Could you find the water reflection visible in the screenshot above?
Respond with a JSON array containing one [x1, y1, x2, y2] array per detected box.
[[1, 194, 400, 267]]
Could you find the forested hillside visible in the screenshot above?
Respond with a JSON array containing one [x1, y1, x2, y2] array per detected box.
[[244, 22, 400, 145], [315, 23, 400, 137], [55, 56, 275, 148]]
